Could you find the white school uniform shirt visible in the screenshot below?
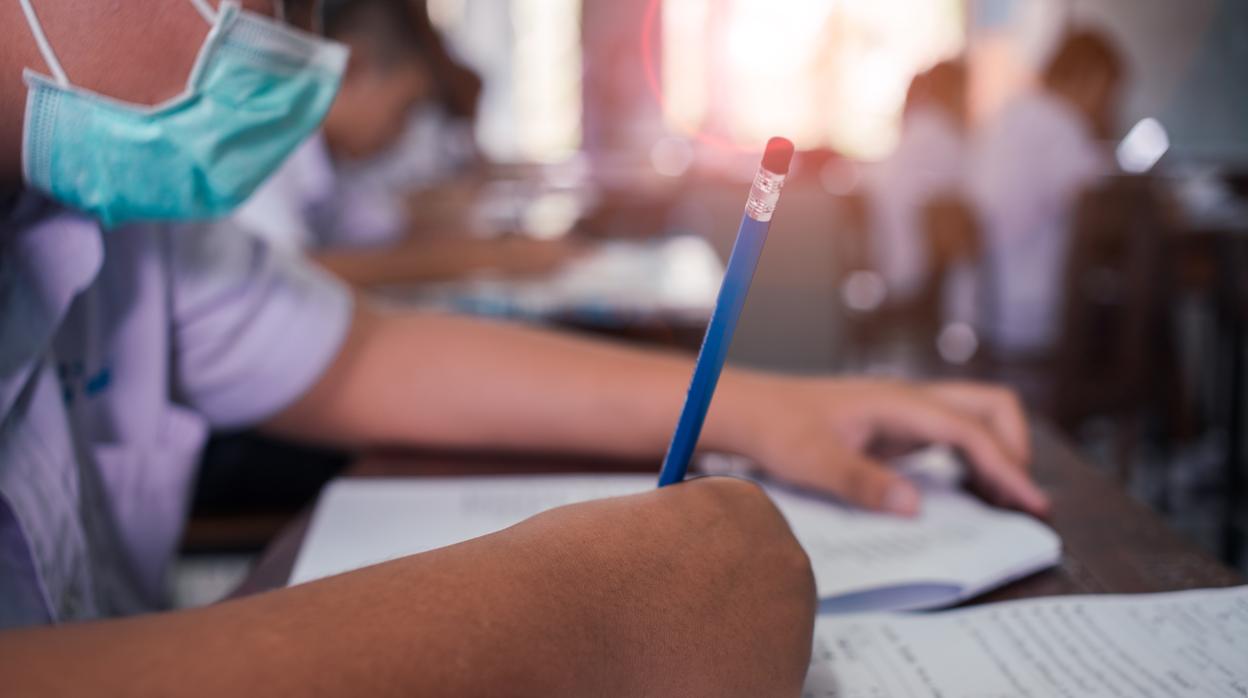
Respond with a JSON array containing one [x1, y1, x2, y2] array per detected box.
[[865, 105, 968, 303], [968, 89, 1111, 354], [232, 133, 404, 256], [337, 104, 477, 206], [233, 107, 475, 257], [0, 190, 352, 628]]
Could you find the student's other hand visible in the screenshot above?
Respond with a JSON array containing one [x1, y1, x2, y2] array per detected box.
[[508, 476, 815, 697], [723, 378, 1048, 517]]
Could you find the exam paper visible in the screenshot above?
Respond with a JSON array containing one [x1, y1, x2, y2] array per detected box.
[[290, 450, 1059, 611], [772, 479, 1058, 612], [802, 585, 1248, 697]]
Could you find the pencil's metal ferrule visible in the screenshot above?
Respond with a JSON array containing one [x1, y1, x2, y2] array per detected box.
[[745, 169, 786, 222]]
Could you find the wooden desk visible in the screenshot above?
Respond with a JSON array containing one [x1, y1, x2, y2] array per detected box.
[[372, 236, 722, 353], [230, 423, 1242, 600]]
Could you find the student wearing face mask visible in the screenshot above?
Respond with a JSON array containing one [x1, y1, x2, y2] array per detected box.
[[0, 1, 1046, 694]]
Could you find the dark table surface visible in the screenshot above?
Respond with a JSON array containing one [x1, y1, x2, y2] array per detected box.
[[230, 422, 1243, 601]]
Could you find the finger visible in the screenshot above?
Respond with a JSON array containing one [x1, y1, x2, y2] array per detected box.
[[923, 382, 1032, 465], [783, 447, 922, 517], [922, 382, 1030, 464], [964, 470, 1054, 523], [875, 397, 1049, 516]]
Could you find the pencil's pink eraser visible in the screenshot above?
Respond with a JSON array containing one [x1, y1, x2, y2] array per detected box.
[[762, 137, 795, 175]]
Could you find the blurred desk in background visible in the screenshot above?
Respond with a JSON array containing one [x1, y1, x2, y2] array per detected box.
[[230, 422, 1243, 601], [374, 235, 723, 349]]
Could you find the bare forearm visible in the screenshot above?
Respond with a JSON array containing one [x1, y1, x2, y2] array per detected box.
[[263, 302, 1048, 515], [266, 303, 773, 458], [1, 484, 813, 697], [314, 242, 490, 286], [314, 238, 579, 288], [1, 539, 576, 695]]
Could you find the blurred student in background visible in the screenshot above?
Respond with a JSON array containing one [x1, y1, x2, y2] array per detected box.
[[970, 29, 1125, 356], [865, 60, 969, 306], [234, 0, 576, 286]]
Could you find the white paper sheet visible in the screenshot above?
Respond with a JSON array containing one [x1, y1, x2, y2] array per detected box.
[[803, 585, 1248, 697], [289, 450, 1059, 612]]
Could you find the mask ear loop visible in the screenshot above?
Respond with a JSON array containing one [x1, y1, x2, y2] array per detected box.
[[190, 1, 286, 25], [188, 0, 218, 24], [16, 0, 70, 86]]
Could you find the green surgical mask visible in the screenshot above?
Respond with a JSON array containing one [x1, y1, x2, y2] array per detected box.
[[18, 0, 347, 228]]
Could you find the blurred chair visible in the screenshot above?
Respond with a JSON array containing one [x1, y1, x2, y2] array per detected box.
[[1029, 176, 1179, 482], [684, 178, 846, 373], [920, 194, 985, 336], [1053, 178, 1168, 467], [835, 191, 893, 369], [834, 192, 874, 281], [838, 193, 985, 374]]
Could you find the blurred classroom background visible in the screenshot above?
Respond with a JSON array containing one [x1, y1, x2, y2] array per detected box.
[[177, 0, 1248, 603]]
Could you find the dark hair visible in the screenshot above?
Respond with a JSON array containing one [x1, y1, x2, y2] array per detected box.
[[1043, 28, 1124, 88], [322, 0, 483, 119], [903, 60, 967, 127], [323, 0, 429, 68]]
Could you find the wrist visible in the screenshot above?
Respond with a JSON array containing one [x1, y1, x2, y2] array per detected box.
[[704, 369, 792, 461]]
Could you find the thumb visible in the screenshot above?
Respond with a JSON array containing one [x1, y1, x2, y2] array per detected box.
[[791, 448, 922, 517]]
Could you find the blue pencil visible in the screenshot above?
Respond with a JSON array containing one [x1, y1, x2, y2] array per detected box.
[[657, 137, 794, 487]]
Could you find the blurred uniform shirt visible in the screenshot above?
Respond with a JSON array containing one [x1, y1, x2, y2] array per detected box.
[[969, 89, 1111, 354], [234, 106, 476, 256], [865, 105, 967, 303], [0, 191, 351, 628], [233, 133, 404, 256]]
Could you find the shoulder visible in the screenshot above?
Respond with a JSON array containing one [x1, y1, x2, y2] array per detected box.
[[0, 192, 106, 417]]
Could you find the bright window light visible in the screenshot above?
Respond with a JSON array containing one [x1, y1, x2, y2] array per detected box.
[[513, 0, 583, 162], [662, 0, 965, 158], [427, 0, 581, 163]]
